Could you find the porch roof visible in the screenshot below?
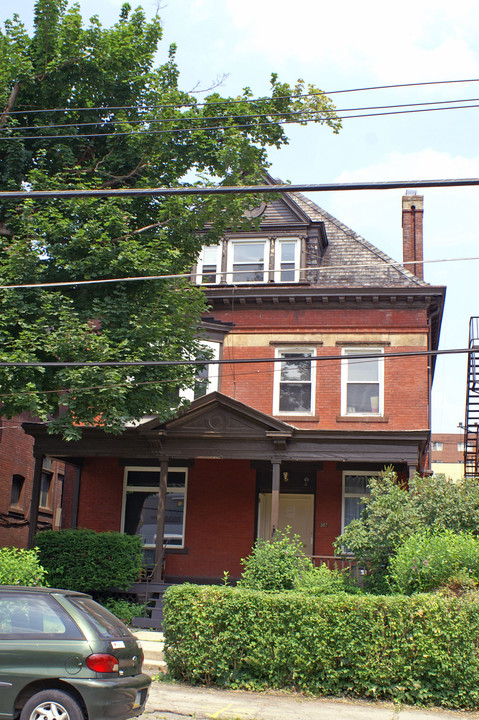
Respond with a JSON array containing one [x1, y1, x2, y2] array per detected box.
[[23, 392, 427, 468]]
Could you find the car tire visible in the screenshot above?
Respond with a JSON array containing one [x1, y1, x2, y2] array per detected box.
[[20, 690, 84, 720]]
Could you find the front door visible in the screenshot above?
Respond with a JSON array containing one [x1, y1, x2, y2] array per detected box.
[[258, 493, 314, 555]]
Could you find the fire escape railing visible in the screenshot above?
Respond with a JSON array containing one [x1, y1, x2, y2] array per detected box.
[[464, 317, 479, 478]]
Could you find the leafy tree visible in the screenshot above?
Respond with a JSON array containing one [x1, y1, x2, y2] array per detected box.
[[335, 470, 479, 592], [0, 0, 340, 439]]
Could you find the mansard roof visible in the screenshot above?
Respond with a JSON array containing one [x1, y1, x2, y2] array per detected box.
[[273, 182, 429, 290]]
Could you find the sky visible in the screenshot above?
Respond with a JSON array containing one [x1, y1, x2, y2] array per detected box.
[[6, 0, 479, 433]]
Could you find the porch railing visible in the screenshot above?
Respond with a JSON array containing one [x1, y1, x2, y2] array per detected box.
[[310, 555, 365, 583]]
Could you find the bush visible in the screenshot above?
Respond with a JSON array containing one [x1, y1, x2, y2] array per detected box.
[[101, 597, 149, 625], [296, 563, 359, 594], [237, 529, 312, 591], [0, 546, 47, 586], [335, 471, 479, 592], [35, 529, 142, 592], [164, 584, 479, 709], [389, 530, 479, 594]]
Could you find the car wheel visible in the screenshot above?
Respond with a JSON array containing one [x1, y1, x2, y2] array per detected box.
[[20, 690, 84, 720]]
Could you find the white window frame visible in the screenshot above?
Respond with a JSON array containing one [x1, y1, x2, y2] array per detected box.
[[341, 347, 384, 416], [180, 340, 220, 402], [432, 441, 444, 452], [197, 244, 222, 284], [121, 466, 188, 549], [226, 239, 269, 284], [341, 471, 380, 534], [274, 237, 300, 283], [273, 346, 316, 416]]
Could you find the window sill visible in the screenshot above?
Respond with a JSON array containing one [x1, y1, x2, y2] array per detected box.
[[336, 415, 389, 423], [165, 547, 189, 555], [274, 414, 319, 421], [8, 507, 25, 518], [38, 506, 53, 515]]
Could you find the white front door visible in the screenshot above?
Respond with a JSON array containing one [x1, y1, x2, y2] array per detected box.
[[258, 493, 314, 555]]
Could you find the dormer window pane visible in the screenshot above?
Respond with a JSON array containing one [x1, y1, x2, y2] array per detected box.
[[274, 238, 300, 283], [199, 245, 220, 284], [232, 242, 266, 282]]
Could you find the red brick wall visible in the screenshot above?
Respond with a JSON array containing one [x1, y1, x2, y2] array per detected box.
[[314, 462, 342, 556], [165, 459, 256, 581], [211, 305, 430, 431], [77, 457, 123, 532], [0, 415, 36, 547]]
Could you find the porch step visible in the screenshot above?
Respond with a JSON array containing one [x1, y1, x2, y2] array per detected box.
[[133, 630, 165, 669]]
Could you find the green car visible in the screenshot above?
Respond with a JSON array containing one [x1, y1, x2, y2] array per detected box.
[[0, 586, 151, 720]]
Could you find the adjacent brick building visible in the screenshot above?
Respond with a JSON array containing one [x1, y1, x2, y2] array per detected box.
[[431, 432, 465, 480], [22, 179, 445, 583]]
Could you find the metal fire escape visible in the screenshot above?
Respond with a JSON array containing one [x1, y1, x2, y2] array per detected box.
[[464, 317, 479, 478]]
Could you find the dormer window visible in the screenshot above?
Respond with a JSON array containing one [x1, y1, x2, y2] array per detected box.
[[274, 238, 300, 283], [197, 244, 221, 284], [228, 240, 269, 283], [197, 237, 301, 285]]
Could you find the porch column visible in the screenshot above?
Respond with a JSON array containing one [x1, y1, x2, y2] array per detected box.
[[271, 460, 281, 539], [153, 460, 168, 582], [27, 455, 44, 549], [70, 462, 83, 529]]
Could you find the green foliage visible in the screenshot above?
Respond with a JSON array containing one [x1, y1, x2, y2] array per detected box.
[[35, 528, 142, 592], [0, 546, 47, 586], [101, 597, 149, 625], [296, 563, 360, 594], [163, 584, 479, 709], [335, 471, 479, 591], [389, 530, 479, 594], [237, 529, 312, 591], [0, 1, 340, 439]]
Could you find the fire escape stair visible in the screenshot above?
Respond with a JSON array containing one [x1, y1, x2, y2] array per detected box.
[[464, 317, 479, 478]]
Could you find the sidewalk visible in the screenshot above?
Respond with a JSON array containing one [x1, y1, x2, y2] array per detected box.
[[135, 631, 479, 720], [144, 682, 479, 720]]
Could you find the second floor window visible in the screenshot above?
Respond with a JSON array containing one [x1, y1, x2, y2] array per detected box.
[[342, 348, 384, 416], [274, 348, 315, 415]]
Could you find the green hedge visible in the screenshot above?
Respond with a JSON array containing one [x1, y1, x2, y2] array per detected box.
[[35, 529, 142, 592], [0, 547, 47, 586], [164, 584, 479, 708]]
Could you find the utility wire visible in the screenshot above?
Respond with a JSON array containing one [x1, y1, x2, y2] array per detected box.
[[5, 77, 479, 116], [1, 178, 478, 201], [0, 346, 474, 368], [2, 102, 479, 142], [0, 254, 477, 291], [5, 97, 479, 133]]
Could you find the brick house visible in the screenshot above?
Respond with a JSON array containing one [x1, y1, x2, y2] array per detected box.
[[22, 180, 445, 586], [0, 413, 66, 548], [431, 433, 465, 480]]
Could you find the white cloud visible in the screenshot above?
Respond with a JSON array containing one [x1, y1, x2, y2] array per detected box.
[[224, 0, 479, 81]]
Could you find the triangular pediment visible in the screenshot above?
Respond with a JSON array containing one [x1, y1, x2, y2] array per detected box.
[[139, 392, 294, 439]]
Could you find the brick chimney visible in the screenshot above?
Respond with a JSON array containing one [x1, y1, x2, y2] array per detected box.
[[402, 192, 424, 280]]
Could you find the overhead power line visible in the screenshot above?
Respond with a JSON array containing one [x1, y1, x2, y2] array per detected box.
[[5, 97, 479, 134], [2, 102, 479, 142], [0, 254, 477, 291], [0, 178, 478, 201], [0, 346, 474, 368], [5, 77, 479, 116]]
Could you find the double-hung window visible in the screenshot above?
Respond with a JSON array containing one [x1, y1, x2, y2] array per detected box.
[[274, 348, 315, 414], [123, 467, 187, 562], [197, 244, 221, 284], [227, 240, 268, 283], [274, 238, 300, 282], [181, 340, 220, 401], [341, 347, 384, 415], [342, 472, 379, 533]]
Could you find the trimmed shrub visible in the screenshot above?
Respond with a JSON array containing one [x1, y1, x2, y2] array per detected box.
[[296, 563, 360, 594], [35, 529, 142, 592], [164, 584, 479, 709], [238, 529, 312, 591], [101, 597, 149, 625], [389, 530, 479, 594], [0, 546, 47, 586]]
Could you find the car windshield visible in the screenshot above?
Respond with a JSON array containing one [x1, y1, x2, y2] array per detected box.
[[68, 597, 132, 638]]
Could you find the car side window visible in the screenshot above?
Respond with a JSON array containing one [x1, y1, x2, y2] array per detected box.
[[0, 594, 84, 639]]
